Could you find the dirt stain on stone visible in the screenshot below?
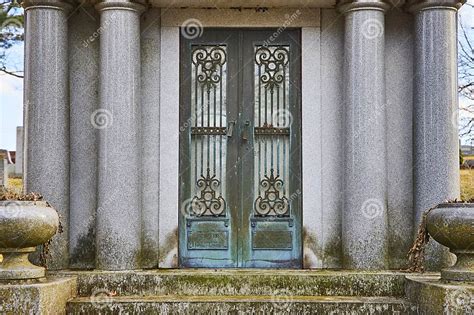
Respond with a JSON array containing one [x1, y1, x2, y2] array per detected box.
[[70, 224, 96, 269], [159, 227, 178, 268]]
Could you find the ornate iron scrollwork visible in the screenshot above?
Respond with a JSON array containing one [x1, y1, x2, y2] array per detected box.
[[255, 46, 289, 91], [254, 169, 289, 217], [192, 45, 227, 91], [192, 168, 226, 217]]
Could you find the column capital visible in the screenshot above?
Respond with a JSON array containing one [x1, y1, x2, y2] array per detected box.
[[23, 0, 74, 12], [337, 0, 391, 14], [406, 0, 465, 13], [95, 0, 146, 13]]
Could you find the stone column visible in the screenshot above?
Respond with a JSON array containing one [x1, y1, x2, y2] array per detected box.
[[408, 0, 464, 269], [23, 0, 72, 270], [95, 0, 144, 270], [338, 0, 390, 269]]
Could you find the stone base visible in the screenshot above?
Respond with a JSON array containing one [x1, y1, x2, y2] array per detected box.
[[442, 268, 474, 282], [0, 248, 45, 280], [0, 277, 77, 314], [405, 274, 474, 314]]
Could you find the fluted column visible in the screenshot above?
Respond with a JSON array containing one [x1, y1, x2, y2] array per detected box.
[[23, 0, 72, 270], [95, 0, 145, 270], [338, 0, 390, 269], [408, 0, 464, 269]]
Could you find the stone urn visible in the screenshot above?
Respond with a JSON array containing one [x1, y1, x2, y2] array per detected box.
[[0, 201, 59, 280], [426, 203, 474, 281]]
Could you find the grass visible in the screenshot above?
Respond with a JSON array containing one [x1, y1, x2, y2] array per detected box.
[[7, 177, 22, 193], [461, 168, 474, 201]]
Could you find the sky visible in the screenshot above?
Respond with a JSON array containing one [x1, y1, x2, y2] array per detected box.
[[0, 40, 23, 150], [0, 3, 474, 151]]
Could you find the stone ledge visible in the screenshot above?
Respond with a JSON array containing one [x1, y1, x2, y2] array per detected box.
[[67, 295, 418, 314], [0, 277, 77, 315], [52, 269, 409, 297], [405, 275, 474, 314]]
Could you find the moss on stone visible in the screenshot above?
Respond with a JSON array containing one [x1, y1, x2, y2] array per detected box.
[[69, 225, 96, 269], [0, 277, 76, 314], [53, 270, 407, 298], [139, 237, 159, 269]]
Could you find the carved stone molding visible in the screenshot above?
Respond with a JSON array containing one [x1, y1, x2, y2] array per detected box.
[[406, 0, 465, 13], [337, 0, 391, 14], [95, 0, 146, 13], [23, 0, 74, 11]]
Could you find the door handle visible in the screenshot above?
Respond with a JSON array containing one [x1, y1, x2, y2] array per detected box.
[[227, 120, 236, 137], [242, 120, 251, 141]]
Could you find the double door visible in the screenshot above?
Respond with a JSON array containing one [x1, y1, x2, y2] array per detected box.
[[179, 29, 302, 268]]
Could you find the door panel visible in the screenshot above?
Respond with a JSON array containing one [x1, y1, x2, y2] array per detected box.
[[179, 31, 239, 267], [179, 29, 301, 268], [241, 30, 302, 268]]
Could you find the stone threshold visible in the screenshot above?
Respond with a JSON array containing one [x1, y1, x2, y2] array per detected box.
[[50, 269, 427, 298]]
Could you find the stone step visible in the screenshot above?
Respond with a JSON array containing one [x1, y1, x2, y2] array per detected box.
[[54, 269, 408, 297], [66, 295, 419, 314]]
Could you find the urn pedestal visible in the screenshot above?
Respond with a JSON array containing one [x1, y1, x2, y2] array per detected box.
[[426, 203, 474, 282], [0, 201, 59, 280]]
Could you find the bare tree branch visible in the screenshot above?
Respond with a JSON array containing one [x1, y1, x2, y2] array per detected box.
[[458, 11, 474, 142], [0, 66, 22, 78]]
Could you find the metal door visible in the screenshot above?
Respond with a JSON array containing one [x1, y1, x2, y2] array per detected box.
[[179, 29, 302, 268]]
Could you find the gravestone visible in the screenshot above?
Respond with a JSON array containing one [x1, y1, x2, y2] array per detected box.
[[0, 158, 7, 187], [15, 127, 23, 175]]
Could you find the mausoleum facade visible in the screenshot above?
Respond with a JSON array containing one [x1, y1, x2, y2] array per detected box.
[[23, 0, 464, 271]]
